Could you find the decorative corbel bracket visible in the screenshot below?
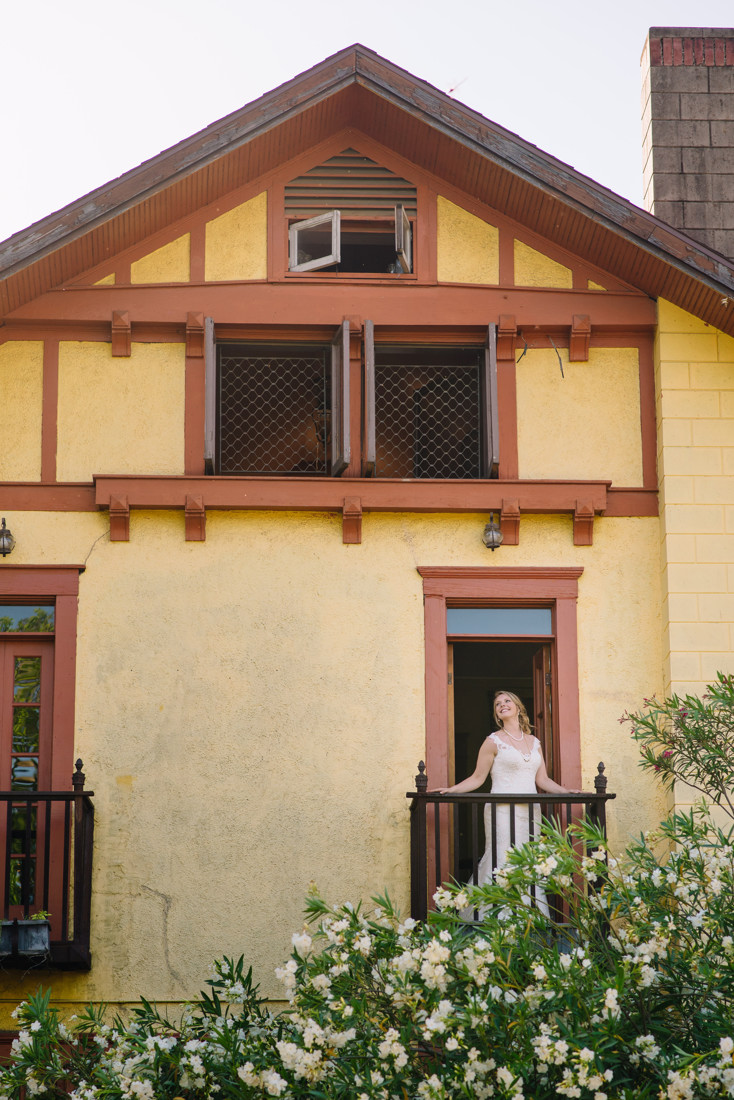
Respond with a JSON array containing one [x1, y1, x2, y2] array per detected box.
[[109, 495, 130, 541], [497, 315, 518, 360], [342, 497, 362, 544], [186, 313, 205, 358], [185, 495, 206, 541], [573, 500, 595, 545], [500, 498, 521, 545], [569, 315, 591, 362], [111, 311, 131, 357]]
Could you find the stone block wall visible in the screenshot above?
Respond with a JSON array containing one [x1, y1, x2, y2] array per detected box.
[[642, 27, 734, 259]]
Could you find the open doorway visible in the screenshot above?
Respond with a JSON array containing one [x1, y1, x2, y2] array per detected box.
[[450, 640, 554, 884]]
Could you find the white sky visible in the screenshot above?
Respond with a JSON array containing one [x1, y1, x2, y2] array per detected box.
[[1, 0, 733, 244]]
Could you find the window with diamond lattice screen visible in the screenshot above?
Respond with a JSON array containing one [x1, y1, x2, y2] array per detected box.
[[217, 344, 331, 475]]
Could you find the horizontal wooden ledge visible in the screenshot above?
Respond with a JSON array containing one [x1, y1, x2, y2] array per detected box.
[[85, 476, 656, 515], [7, 282, 658, 329], [0, 479, 658, 517]]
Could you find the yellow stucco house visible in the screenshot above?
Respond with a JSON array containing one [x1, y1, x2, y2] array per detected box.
[[0, 32, 733, 1024]]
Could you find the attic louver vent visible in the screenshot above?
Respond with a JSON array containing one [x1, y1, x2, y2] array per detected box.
[[285, 149, 417, 220]]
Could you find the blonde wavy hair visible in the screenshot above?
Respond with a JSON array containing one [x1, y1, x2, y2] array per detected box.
[[493, 690, 533, 736]]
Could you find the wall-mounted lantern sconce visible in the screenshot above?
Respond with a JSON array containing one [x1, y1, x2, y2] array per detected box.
[[481, 512, 503, 551], [0, 518, 16, 558]]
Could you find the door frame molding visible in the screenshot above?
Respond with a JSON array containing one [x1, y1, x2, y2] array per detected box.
[[418, 566, 584, 789], [0, 566, 83, 789]]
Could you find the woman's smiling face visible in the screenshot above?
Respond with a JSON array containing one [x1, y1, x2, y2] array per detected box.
[[494, 692, 519, 724]]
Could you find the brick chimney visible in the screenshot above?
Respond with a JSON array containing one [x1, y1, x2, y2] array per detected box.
[[642, 27, 734, 259]]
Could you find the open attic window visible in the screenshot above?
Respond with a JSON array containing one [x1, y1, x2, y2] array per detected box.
[[285, 149, 416, 275], [289, 206, 412, 274]]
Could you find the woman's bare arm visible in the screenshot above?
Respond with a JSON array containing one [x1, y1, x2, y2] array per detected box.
[[434, 737, 497, 795], [534, 750, 583, 794]]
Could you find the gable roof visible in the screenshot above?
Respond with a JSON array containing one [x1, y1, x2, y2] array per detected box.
[[3, 43, 734, 333]]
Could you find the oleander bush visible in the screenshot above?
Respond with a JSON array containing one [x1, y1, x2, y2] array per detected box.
[[3, 678, 734, 1100]]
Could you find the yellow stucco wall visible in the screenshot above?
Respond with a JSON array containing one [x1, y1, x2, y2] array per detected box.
[[131, 235, 190, 284], [436, 196, 499, 284], [656, 300, 734, 721], [0, 508, 663, 1019], [205, 193, 268, 281], [514, 241, 573, 288], [0, 341, 43, 481], [516, 346, 643, 483], [93, 273, 115, 286], [56, 342, 185, 481]]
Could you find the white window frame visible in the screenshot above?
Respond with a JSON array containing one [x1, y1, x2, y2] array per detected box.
[[288, 206, 413, 274], [289, 211, 341, 273]]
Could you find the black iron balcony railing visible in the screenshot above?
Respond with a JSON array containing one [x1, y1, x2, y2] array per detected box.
[[0, 760, 93, 969], [406, 761, 615, 922]]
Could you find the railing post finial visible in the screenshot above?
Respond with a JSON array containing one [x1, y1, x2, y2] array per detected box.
[[72, 759, 86, 791], [594, 761, 607, 794], [415, 760, 428, 793]]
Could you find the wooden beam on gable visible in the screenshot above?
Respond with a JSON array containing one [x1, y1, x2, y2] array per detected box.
[[569, 315, 591, 361], [111, 311, 131, 357], [186, 312, 205, 357], [109, 495, 130, 541], [342, 497, 362, 544], [185, 494, 206, 541], [573, 500, 595, 546], [500, 498, 521, 545]]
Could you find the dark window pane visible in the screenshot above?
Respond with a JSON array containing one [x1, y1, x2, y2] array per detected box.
[[12, 709, 39, 753], [8, 858, 35, 907], [218, 345, 331, 475], [14, 657, 41, 703], [374, 348, 482, 479], [0, 606, 54, 633], [11, 806, 37, 855], [11, 758, 38, 791]]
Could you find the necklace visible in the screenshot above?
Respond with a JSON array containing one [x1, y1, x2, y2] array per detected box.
[[500, 727, 532, 761], [504, 727, 524, 742]]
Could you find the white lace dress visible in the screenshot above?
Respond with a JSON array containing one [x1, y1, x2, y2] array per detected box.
[[473, 731, 549, 916]]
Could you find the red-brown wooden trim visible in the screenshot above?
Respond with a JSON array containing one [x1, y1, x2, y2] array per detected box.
[[0, 565, 83, 596], [111, 311, 131, 357], [94, 475, 611, 513], [7, 282, 658, 330], [0, 1031, 17, 1064], [569, 315, 591, 361], [496, 314, 517, 360], [4, 479, 657, 517], [342, 497, 362, 544], [604, 487, 658, 516], [185, 312, 205, 357], [1, 323, 186, 345], [418, 187, 437, 283], [41, 338, 59, 483], [500, 497, 520, 545], [0, 485, 97, 510], [418, 566, 583, 790], [185, 494, 206, 541], [109, 495, 129, 541], [573, 500, 595, 545], [638, 338, 657, 489], [0, 565, 82, 791]]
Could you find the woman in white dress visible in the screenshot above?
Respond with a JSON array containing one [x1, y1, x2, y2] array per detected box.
[[438, 690, 579, 914]]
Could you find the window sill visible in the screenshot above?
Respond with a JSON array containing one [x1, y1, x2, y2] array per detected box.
[[86, 475, 657, 545]]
